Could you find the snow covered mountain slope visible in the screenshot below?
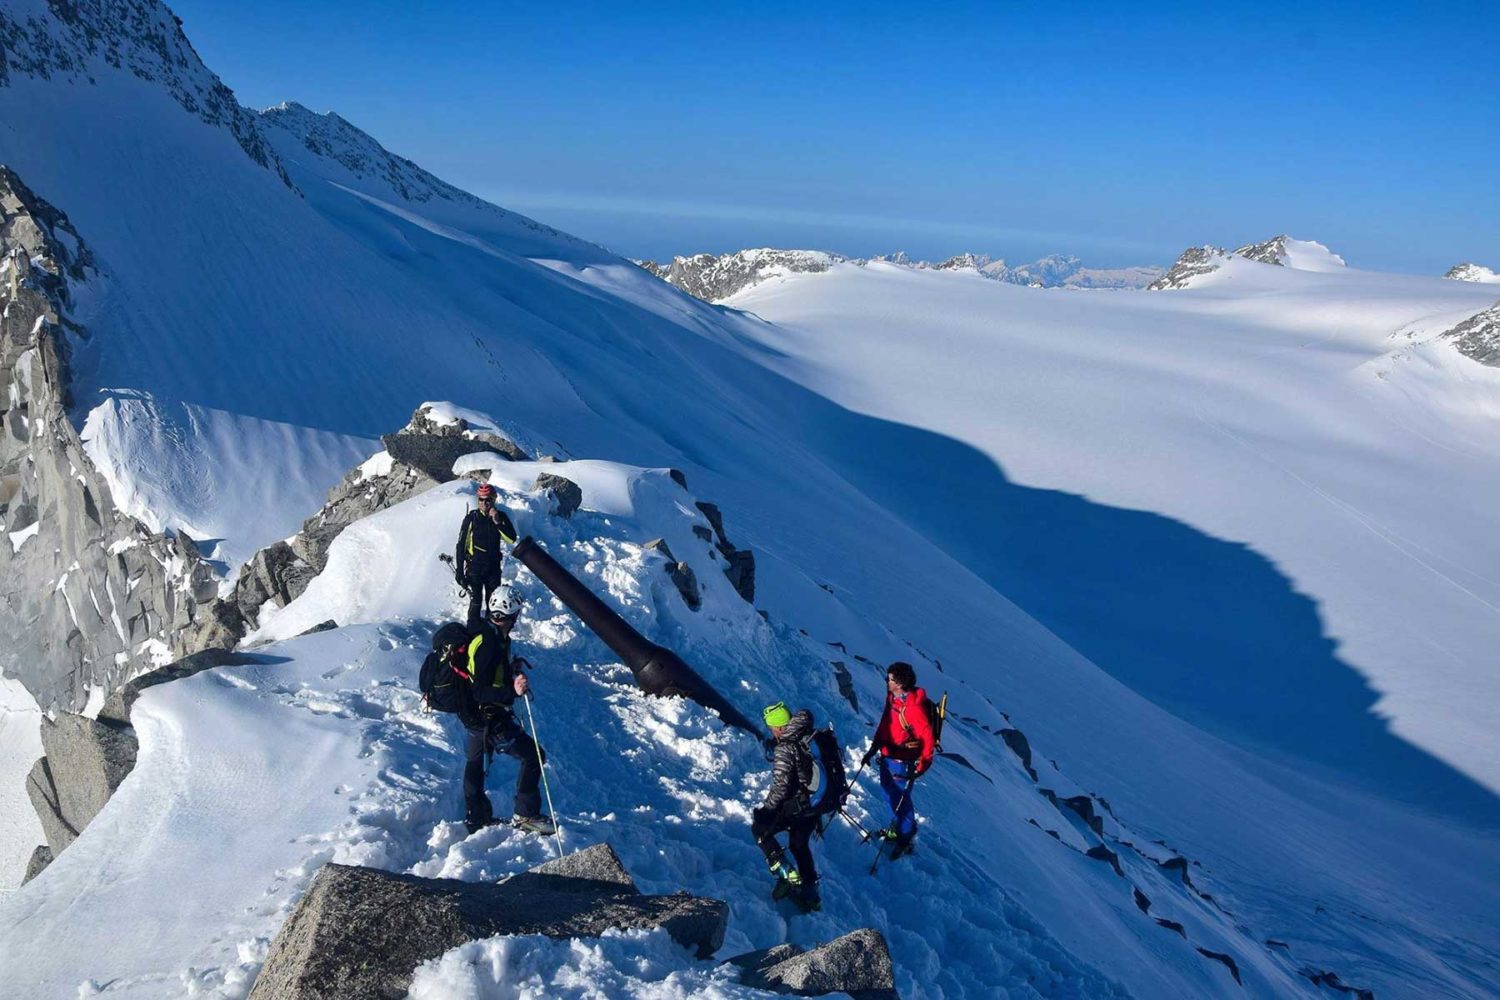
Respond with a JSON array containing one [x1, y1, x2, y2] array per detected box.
[[1446, 261, 1500, 283], [2, 1, 1499, 997]]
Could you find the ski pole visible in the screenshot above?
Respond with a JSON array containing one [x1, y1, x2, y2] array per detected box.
[[523, 693, 566, 859]]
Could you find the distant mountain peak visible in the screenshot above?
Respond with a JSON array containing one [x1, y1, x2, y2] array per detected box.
[[1232, 235, 1346, 271], [1444, 262, 1500, 284], [1151, 236, 1346, 290]]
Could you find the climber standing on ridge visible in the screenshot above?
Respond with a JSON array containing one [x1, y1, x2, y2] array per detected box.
[[863, 661, 936, 859], [451, 585, 555, 836], [455, 481, 517, 628], [751, 702, 822, 912]]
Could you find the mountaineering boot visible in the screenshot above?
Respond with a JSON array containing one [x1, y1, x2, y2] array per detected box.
[[793, 877, 822, 913], [888, 834, 916, 860], [512, 813, 557, 836], [767, 857, 802, 899], [874, 826, 902, 842]]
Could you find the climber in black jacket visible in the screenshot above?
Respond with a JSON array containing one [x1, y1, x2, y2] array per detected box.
[[454, 481, 517, 627], [455, 585, 553, 836], [751, 702, 821, 912]]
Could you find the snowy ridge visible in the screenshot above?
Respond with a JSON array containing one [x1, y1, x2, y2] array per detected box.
[[635, 248, 1164, 302]]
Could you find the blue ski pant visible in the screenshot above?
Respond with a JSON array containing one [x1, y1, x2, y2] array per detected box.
[[879, 757, 918, 839]]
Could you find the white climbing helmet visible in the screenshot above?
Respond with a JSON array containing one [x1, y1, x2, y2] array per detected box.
[[489, 585, 523, 619]]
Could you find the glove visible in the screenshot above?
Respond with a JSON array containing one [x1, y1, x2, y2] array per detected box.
[[914, 758, 932, 777], [454, 568, 465, 586], [860, 745, 877, 767]]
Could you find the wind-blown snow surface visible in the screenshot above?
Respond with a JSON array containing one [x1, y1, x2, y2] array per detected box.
[[3, 3, 1500, 996], [0, 677, 44, 892]]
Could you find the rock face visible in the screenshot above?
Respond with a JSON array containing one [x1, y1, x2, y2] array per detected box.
[[1149, 246, 1232, 290], [728, 927, 900, 999], [0, 166, 222, 711], [1231, 235, 1345, 271], [1442, 303, 1500, 367], [25, 713, 138, 855], [248, 843, 729, 1000], [1445, 262, 1500, 284]]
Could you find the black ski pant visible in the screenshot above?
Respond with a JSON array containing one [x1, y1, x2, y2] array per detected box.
[[464, 574, 501, 628], [752, 801, 819, 883], [463, 711, 542, 827]]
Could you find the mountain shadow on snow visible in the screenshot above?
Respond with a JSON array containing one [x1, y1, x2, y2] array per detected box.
[[788, 401, 1500, 830]]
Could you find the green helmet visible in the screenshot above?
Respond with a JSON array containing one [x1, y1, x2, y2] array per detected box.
[[762, 701, 791, 728]]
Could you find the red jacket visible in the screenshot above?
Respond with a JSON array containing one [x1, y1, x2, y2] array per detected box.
[[875, 687, 936, 767]]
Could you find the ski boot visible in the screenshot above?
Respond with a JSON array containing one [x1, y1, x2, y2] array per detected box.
[[512, 814, 557, 836]]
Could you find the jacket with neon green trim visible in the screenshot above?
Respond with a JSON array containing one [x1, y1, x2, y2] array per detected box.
[[454, 508, 517, 582], [462, 622, 518, 709]]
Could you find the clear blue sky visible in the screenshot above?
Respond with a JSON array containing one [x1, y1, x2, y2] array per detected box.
[[171, 0, 1497, 272]]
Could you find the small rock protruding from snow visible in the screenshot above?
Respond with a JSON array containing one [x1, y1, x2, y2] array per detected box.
[[21, 844, 52, 885], [1444, 262, 1500, 284], [1232, 235, 1346, 271]]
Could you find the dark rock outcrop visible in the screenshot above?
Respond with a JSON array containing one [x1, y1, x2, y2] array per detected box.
[[248, 843, 728, 1000], [22, 844, 52, 884], [728, 927, 899, 999], [1149, 246, 1230, 290], [1442, 302, 1500, 367], [535, 472, 582, 518], [25, 713, 138, 855], [695, 501, 755, 603], [644, 538, 701, 610]]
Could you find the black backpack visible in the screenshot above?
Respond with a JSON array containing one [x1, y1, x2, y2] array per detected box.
[[803, 727, 848, 817], [420, 622, 471, 714]]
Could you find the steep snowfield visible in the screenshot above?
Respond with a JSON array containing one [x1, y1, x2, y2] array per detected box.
[[2, 2, 1500, 996]]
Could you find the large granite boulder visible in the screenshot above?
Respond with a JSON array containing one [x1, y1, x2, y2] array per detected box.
[[728, 927, 899, 999], [24, 713, 139, 855], [248, 843, 727, 1000]]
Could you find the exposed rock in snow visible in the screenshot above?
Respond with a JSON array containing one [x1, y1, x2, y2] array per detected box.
[[24, 713, 137, 856], [0, 0, 288, 184], [248, 844, 729, 1000], [1441, 302, 1500, 367], [1232, 235, 1346, 271], [534, 472, 583, 518], [695, 501, 755, 603], [1444, 262, 1500, 284], [21, 844, 51, 885], [1149, 246, 1233, 290], [0, 166, 221, 711], [728, 927, 899, 998], [636, 248, 1163, 301], [644, 538, 702, 611]]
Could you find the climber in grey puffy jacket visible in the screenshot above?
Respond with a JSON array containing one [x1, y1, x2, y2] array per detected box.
[[751, 702, 821, 911]]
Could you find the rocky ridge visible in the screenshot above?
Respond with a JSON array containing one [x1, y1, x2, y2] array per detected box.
[[0, 164, 220, 712], [1150, 235, 1346, 290], [635, 248, 1164, 302], [0, 0, 287, 184]]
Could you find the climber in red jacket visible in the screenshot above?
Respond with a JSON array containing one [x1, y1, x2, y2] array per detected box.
[[862, 661, 935, 856]]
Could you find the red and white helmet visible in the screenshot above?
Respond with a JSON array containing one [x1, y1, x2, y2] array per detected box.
[[476, 482, 497, 502]]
